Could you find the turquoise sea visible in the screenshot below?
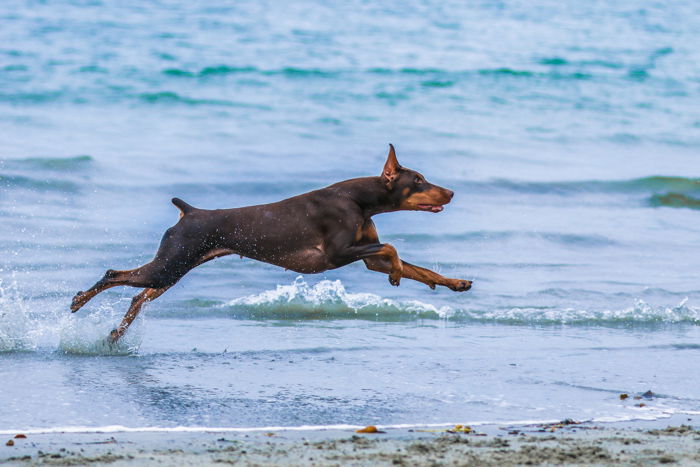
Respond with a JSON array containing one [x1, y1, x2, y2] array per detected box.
[[1, 0, 699, 432]]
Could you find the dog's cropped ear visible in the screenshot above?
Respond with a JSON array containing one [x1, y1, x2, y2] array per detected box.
[[381, 144, 401, 189]]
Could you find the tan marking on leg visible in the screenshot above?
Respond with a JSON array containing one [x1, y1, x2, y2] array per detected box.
[[374, 243, 403, 286], [360, 220, 380, 243], [357, 221, 402, 285], [357, 219, 469, 291], [71, 268, 139, 312], [364, 258, 471, 292], [354, 224, 364, 243], [71, 288, 108, 312], [109, 286, 170, 342]]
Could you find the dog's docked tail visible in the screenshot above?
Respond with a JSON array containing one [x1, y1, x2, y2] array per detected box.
[[172, 197, 196, 218]]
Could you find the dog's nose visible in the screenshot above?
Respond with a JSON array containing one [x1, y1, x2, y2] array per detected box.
[[446, 190, 454, 200]]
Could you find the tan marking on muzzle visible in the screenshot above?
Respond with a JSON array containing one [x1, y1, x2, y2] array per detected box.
[[400, 187, 451, 210]]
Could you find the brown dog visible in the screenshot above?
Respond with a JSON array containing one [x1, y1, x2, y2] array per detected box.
[[71, 145, 472, 342]]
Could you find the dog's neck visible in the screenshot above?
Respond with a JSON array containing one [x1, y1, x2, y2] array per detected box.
[[334, 177, 398, 217]]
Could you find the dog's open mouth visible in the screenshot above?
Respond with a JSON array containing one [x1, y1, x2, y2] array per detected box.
[[417, 204, 444, 213]]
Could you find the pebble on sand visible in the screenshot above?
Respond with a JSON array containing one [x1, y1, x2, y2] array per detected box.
[[356, 425, 384, 433]]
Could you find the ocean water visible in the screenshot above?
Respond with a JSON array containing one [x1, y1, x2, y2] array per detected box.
[[1, 0, 700, 432]]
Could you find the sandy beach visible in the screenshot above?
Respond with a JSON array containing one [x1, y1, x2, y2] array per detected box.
[[2, 417, 699, 466]]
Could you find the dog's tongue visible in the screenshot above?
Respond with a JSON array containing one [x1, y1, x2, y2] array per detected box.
[[420, 204, 444, 213]]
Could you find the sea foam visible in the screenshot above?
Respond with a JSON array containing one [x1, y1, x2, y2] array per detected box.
[[224, 276, 452, 320], [222, 277, 700, 325]]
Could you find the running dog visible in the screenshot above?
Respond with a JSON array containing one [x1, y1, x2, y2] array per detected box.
[[71, 145, 472, 341]]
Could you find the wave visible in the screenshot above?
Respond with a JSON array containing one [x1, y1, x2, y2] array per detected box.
[[2, 278, 698, 356], [386, 231, 617, 247], [461, 176, 700, 196], [222, 276, 451, 321], [136, 91, 270, 109], [0, 63, 669, 111], [421, 79, 455, 88], [538, 57, 625, 69], [0, 173, 80, 192], [214, 277, 700, 325], [371, 66, 592, 80], [2, 155, 93, 171], [0, 91, 64, 104], [0, 156, 92, 194], [649, 192, 700, 210], [157, 65, 595, 81], [631, 176, 700, 193], [162, 66, 337, 78]]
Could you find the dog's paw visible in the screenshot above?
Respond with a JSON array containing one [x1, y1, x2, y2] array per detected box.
[[389, 273, 401, 287], [447, 279, 472, 292], [70, 291, 85, 312], [108, 329, 122, 343]]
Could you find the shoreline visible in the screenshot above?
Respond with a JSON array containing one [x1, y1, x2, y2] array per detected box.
[[2, 415, 698, 466]]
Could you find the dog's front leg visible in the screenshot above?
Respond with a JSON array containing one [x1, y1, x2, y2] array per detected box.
[[363, 257, 472, 292], [373, 243, 403, 286], [331, 243, 404, 286]]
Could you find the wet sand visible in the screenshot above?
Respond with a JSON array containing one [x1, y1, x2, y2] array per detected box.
[[2, 417, 699, 466]]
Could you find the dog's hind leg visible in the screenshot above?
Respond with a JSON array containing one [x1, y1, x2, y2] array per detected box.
[[71, 268, 138, 312], [106, 248, 234, 342], [71, 245, 235, 314], [70, 260, 184, 313], [109, 286, 171, 343], [71, 214, 214, 313], [72, 195, 234, 315]]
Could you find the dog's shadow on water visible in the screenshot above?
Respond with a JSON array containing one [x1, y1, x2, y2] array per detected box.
[[60, 347, 246, 426]]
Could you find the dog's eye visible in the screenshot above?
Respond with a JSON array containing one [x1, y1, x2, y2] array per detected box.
[[415, 176, 423, 184]]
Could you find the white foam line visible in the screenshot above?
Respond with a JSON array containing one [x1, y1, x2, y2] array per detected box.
[[0, 413, 674, 436], [0, 407, 679, 436], [0, 420, 561, 436]]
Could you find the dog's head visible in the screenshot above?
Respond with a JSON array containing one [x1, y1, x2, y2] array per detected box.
[[380, 144, 454, 213]]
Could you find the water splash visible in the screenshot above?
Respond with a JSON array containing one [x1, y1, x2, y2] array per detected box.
[[0, 278, 142, 355], [0, 278, 39, 351], [58, 301, 143, 356], [224, 276, 451, 320]]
